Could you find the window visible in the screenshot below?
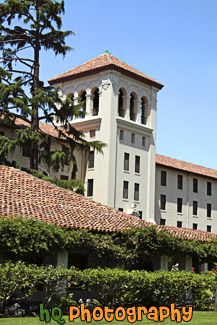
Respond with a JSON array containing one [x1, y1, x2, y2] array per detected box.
[[0, 131, 5, 136], [142, 136, 146, 147], [161, 171, 167, 186], [160, 194, 166, 210], [134, 183, 140, 201], [140, 97, 147, 124], [80, 91, 86, 118], [130, 93, 136, 121], [135, 156, 140, 173], [118, 208, 123, 212], [193, 201, 198, 216], [90, 130, 96, 138], [60, 175, 68, 180], [88, 151, 94, 169], [22, 146, 30, 158], [124, 153, 130, 171], [177, 175, 183, 190], [87, 179, 94, 197], [177, 221, 182, 228], [120, 130, 124, 141], [131, 133, 135, 144], [193, 178, 198, 193], [207, 182, 212, 196], [207, 203, 212, 218], [160, 219, 166, 225], [207, 225, 211, 233], [68, 254, 88, 270], [177, 198, 183, 213], [123, 181, 129, 199], [139, 211, 143, 219], [118, 89, 125, 117], [93, 88, 99, 116], [193, 223, 198, 230]]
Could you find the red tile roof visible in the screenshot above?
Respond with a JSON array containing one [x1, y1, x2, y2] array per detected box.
[[156, 154, 217, 180], [0, 165, 215, 242], [48, 53, 164, 90]]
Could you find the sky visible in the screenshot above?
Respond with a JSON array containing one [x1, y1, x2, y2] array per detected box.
[[5, 0, 217, 169]]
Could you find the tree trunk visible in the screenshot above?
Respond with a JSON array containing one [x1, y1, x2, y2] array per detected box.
[[30, 1, 40, 170]]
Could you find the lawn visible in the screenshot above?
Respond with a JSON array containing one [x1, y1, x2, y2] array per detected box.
[[0, 312, 217, 324]]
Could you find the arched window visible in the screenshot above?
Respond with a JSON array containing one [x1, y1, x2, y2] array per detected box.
[[130, 93, 137, 121], [118, 88, 126, 117], [93, 88, 99, 116], [80, 91, 86, 119], [140, 97, 147, 124], [66, 93, 74, 121]]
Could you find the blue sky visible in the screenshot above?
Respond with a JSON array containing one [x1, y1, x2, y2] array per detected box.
[[19, 0, 217, 169]]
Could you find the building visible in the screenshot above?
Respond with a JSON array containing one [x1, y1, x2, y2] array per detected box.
[[1, 52, 217, 235]]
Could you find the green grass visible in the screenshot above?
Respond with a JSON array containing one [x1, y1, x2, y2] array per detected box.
[[0, 312, 217, 324]]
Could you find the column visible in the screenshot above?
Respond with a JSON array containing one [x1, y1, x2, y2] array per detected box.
[[136, 99, 141, 123], [124, 95, 130, 120]]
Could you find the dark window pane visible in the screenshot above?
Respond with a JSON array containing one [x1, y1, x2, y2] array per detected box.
[[68, 254, 88, 270], [142, 136, 146, 147], [135, 156, 140, 173], [207, 203, 212, 218], [177, 221, 182, 228], [177, 198, 183, 213], [207, 182, 212, 196], [60, 175, 68, 180], [193, 201, 198, 215], [90, 130, 96, 138], [120, 130, 124, 141], [193, 178, 198, 193], [160, 194, 166, 210], [131, 133, 135, 144], [138, 211, 142, 219], [160, 219, 166, 225], [88, 151, 94, 169], [207, 225, 211, 233], [118, 208, 123, 212], [124, 153, 129, 171], [161, 171, 166, 186], [87, 179, 93, 197], [134, 183, 140, 201], [193, 223, 197, 230], [123, 181, 128, 199], [177, 175, 183, 190], [0, 131, 5, 136]]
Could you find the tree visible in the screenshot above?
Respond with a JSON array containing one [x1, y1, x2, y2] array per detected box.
[[0, 0, 105, 175]]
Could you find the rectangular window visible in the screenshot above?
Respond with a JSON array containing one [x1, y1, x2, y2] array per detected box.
[[131, 133, 135, 144], [193, 223, 198, 230], [161, 170, 167, 186], [177, 175, 183, 190], [60, 175, 68, 180], [120, 130, 124, 141], [135, 156, 140, 173], [193, 201, 198, 216], [90, 130, 96, 138], [142, 136, 146, 147], [160, 219, 166, 225], [177, 221, 182, 228], [207, 182, 212, 196], [193, 178, 198, 193], [123, 181, 129, 199], [160, 194, 166, 210], [68, 254, 88, 270], [177, 198, 183, 213], [207, 225, 211, 233], [139, 211, 142, 219], [22, 146, 30, 158], [134, 183, 140, 201], [124, 153, 130, 171], [207, 203, 212, 218], [118, 208, 123, 212], [88, 150, 94, 169], [87, 179, 94, 197]]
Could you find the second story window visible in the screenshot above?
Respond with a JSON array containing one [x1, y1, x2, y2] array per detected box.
[[207, 203, 212, 218], [93, 88, 99, 116], [207, 182, 212, 196], [131, 133, 135, 144], [124, 153, 130, 171], [120, 130, 124, 141], [87, 179, 94, 197], [123, 181, 129, 199], [160, 194, 166, 210], [177, 198, 183, 213], [88, 151, 94, 169], [193, 178, 198, 193], [134, 183, 140, 201], [142, 136, 146, 147], [161, 170, 167, 186], [193, 200, 198, 216], [177, 175, 183, 190], [80, 91, 86, 119], [90, 130, 96, 138], [135, 156, 140, 173]]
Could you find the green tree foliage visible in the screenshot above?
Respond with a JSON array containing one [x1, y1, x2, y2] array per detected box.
[[0, 0, 105, 174]]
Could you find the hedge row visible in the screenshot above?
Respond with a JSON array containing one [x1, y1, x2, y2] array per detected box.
[[1, 216, 217, 268], [1, 261, 216, 313]]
